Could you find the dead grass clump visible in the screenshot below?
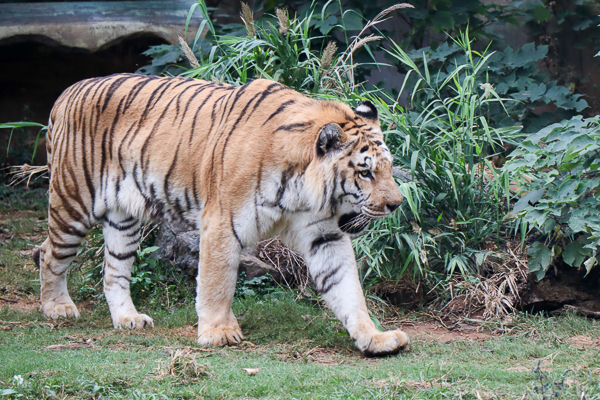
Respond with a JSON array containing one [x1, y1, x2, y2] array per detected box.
[[443, 268, 524, 319], [436, 247, 528, 320], [256, 238, 309, 293], [279, 344, 346, 365], [156, 349, 213, 384], [7, 164, 48, 186]]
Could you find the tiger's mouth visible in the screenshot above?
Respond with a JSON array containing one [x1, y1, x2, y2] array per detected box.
[[338, 212, 372, 235]]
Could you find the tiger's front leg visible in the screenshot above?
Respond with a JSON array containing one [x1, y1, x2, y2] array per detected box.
[[288, 225, 409, 356], [195, 214, 244, 346]]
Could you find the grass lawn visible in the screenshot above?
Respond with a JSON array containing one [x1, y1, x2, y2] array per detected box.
[[1, 186, 599, 399]]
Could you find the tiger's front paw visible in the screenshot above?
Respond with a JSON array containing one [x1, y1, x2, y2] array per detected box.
[[360, 330, 409, 357], [197, 326, 244, 346], [113, 313, 154, 329], [41, 300, 80, 319]]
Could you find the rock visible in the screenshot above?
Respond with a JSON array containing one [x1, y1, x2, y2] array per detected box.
[[152, 221, 295, 283], [518, 262, 600, 312], [393, 167, 412, 183], [152, 220, 200, 277]]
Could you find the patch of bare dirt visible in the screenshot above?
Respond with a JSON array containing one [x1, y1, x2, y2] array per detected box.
[[506, 352, 563, 373], [568, 335, 600, 349], [397, 321, 496, 343], [0, 210, 37, 223], [0, 293, 38, 312], [164, 325, 197, 340]]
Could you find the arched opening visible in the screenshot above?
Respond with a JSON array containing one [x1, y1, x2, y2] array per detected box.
[[0, 33, 168, 168]]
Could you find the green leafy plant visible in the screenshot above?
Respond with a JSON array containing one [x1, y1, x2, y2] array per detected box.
[[130, 246, 160, 298], [531, 361, 570, 400], [396, 40, 588, 132], [505, 115, 600, 280], [138, 0, 415, 98], [235, 272, 282, 298], [355, 32, 521, 281]]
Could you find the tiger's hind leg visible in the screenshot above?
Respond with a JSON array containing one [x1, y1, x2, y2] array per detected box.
[[38, 200, 94, 319], [102, 210, 153, 329]]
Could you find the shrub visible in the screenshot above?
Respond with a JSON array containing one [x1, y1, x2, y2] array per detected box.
[[505, 116, 600, 280], [395, 41, 588, 132], [354, 33, 521, 281]]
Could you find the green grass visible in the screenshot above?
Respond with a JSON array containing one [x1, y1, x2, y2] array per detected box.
[[1, 305, 600, 399], [1, 184, 600, 399], [0, 186, 48, 214]]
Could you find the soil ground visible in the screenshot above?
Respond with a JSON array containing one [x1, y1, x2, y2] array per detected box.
[[1, 185, 599, 399]]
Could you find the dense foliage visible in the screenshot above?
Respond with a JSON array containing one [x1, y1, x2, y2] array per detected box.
[[356, 34, 520, 280], [399, 42, 588, 133], [506, 116, 600, 279]]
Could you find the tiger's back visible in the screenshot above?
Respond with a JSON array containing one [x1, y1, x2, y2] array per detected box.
[[48, 74, 357, 226]]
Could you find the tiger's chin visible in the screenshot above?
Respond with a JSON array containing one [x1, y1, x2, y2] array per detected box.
[[338, 212, 372, 237]]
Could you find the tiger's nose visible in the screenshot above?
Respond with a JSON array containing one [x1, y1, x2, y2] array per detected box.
[[386, 202, 401, 213]]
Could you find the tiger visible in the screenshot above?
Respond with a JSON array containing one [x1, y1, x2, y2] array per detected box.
[[33, 73, 409, 356]]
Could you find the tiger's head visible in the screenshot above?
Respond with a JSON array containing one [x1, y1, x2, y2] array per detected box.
[[312, 101, 403, 236]]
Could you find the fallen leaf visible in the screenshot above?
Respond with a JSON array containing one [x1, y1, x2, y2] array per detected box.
[[592, 368, 600, 375], [242, 368, 259, 375]]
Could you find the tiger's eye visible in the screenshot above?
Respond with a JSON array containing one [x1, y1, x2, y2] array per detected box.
[[359, 170, 373, 179]]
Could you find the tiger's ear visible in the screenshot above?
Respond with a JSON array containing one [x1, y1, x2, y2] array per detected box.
[[355, 101, 379, 124], [317, 123, 345, 157]]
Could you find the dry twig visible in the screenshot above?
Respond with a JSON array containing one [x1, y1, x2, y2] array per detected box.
[[256, 238, 310, 297], [156, 348, 213, 383], [7, 164, 48, 186]]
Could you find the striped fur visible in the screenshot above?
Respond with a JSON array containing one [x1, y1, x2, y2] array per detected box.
[[36, 73, 408, 355]]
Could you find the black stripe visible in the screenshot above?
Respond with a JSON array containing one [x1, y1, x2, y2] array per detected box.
[[49, 207, 87, 238], [273, 122, 312, 133], [215, 83, 289, 174], [49, 235, 80, 249], [124, 76, 158, 110], [108, 274, 131, 282], [140, 95, 179, 174], [254, 161, 263, 232], [163, 134, 184, 209], [310, 232, 343, 255], [52, 173, 89, 223], [105, 218, 138, 231], [211, 84, 256, 177], [231, 212, 243, 247], [107, 248, 137, 260], [263, 100, 296, 125], [139, 80, 174, 121], [313, 264, 342, 292], [125, 228, 142, 238], [329, 164, 339, 212], [275, 165, 295, 209], [321, 275, 343, 294], [51, 249, 77, 260], [192, 170, 201, 209], [188, 86, 220, 144], [101, 75, 131, 113]]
